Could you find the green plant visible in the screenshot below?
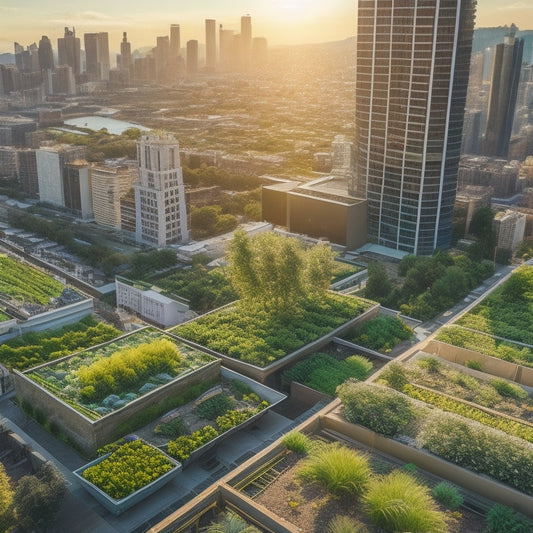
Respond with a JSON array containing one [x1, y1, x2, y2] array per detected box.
[[485, 504, 533, 533], [82, 441, 175, 499], [465, 359, 483, 371], [297, 442, 371, 496], [431, 482, 463, 511], [363, 470, 447, 533], [167, 426, 219, 462], [402, 463, 418, 474], [196, 394, 236, 420], [379, 362, 409, 391], [416, 357, 442, 373], [230, 380, 253, 400], [202, 510, 260, 532], [154, 417, 186, 438], [489, 379, 527, 400], [327, 515, 368, 533], [337, 380, 414, 437], [281, 431, 311, 454], [349, 315, 413, 352]]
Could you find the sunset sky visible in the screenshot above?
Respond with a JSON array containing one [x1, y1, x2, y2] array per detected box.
[[1, 0, 533, 55]]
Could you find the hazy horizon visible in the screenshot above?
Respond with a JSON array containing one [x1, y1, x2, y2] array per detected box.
[[1, 0, 533, 56]]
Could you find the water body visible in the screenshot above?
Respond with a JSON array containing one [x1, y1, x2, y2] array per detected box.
[[63, 116, 150, 136]]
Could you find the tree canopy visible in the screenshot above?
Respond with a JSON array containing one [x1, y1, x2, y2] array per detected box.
[[227, 230, 334, 315]]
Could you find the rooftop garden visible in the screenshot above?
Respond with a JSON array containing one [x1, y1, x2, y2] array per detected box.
[[0, 315, 120, 371], [172, 231, 373, 367], [455, 265, 533, 345], [0, 310, 10, 322], [24, 327, 216, 420], [0, 254, 63, 308]]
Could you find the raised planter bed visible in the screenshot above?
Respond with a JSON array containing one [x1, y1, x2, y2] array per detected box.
[[73, 440, 181, 515]]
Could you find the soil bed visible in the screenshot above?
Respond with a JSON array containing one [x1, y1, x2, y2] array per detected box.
[[249, 444, 486, 532]]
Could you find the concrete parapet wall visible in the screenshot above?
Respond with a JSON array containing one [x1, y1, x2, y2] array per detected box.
[[424, 340, 533, 387], [321, 408, 533, 520]]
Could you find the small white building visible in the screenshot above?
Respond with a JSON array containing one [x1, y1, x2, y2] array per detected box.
[[115, 276, 191, 328]]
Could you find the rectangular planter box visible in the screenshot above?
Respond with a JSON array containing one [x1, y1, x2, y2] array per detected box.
[[181, 367, 287, 466], [73, 443, 182, 516]]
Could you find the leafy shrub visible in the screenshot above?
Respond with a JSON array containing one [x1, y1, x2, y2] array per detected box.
[[215, 402, 268, 432], [416, 357, 442, 373], [431, 482, 463, 511], [363, 470, 447, 532], [348, 315, 413, 352], [489, 379, 527, 400], [282, 353, 373, 395], [167, 426, 219, 462], [230, 380, 253, 400], [203, 510, 261, 533], [77, 339, 183, 402], [327, 515, 368, 533], [195, 395, 236, 420], [417, 412, 533, 495], [82, 441, 174, 499], [154, 417, 186, 438], [298, 442, 371, 496], [465, 359, 482, 371], [379, 362, 409, 391], [485, 504, 533, 533], [337, 380, 414, 437], [281, 431, 311, 454]]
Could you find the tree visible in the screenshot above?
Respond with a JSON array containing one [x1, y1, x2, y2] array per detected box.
[[0, 462, 15, 532], [365, 262, 393, 301], [469, 207, 496, 259], [227, 230, 334, 315], [13, 462, 66, 532]]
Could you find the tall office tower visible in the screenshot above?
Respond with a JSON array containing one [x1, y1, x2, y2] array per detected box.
[[38, 36, 54, 70], [52, 65, 76, 94], [134, 133, 189, 246], [120, 32, 132, 71], [17, 149, 39, 199], [155, 36, 170, 83], [219, 26, 234, 70], [57, 27, 81, 76], [205, 19, 217, 71], [482, 33, 524, 158], [170, 24, 181, 56], [186, 40, 198, 75], [168, 24, 182, 81], [354, 0, 477, 255], [240, 14, 252, 69], [64, 160, 93, 219], [84, 32, 110, 80]]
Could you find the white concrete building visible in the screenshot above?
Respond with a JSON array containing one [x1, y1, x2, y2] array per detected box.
[[493, 209, 527, 251], [36, 144, 86, 207], [134, 133, 189, 246], [115, 276, 190, 328]]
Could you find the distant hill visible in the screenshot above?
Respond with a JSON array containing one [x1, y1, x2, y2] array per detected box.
[[0, 53, 15, 65]]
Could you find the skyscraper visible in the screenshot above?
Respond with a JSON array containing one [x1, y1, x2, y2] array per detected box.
[[186, 40, 198, 75], [84, 32, 110, 81], [134, 133, 189, 246], [354, 0, 477, 255], [205, 19, 217, 71], [156, 36, 170, 83], [482, 32, 524, 158], [169, 24, 182, 81], [57, 27, 80, 76], [241, 14, 252, 69], [120, 32, 132, 71], [38, 36, 54, 71]]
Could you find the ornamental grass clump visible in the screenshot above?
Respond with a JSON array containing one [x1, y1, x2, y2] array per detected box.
[[363, 470, 447, 533], [327, 515, 368, 533], [281, 430, 311, 454], [82, 440, 174, 500], [431, 482, 463, 511], [337, 380, 414, 437], [297, 442, 371, 496]]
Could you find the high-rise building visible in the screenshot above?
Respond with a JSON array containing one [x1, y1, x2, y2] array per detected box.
[[38, 36, 54, 71], [482, 33, 524, 158], [84, 32, 110, 81], [219, 26, 234, 70], [134, 133, 189, 246], [119, 32, 132, 71], [186, 40, 198, 75], [240, 14, 252, 69], [354, 0, 477, 255], [57, 27, 81, 76], [205, 19, 217, 71], [155, 36, 170, 83]]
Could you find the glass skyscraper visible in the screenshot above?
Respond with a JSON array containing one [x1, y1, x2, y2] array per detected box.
[[354, 0, 477, 255]]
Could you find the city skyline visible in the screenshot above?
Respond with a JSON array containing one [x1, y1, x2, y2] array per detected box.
[[1, 0, 533, 55]]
